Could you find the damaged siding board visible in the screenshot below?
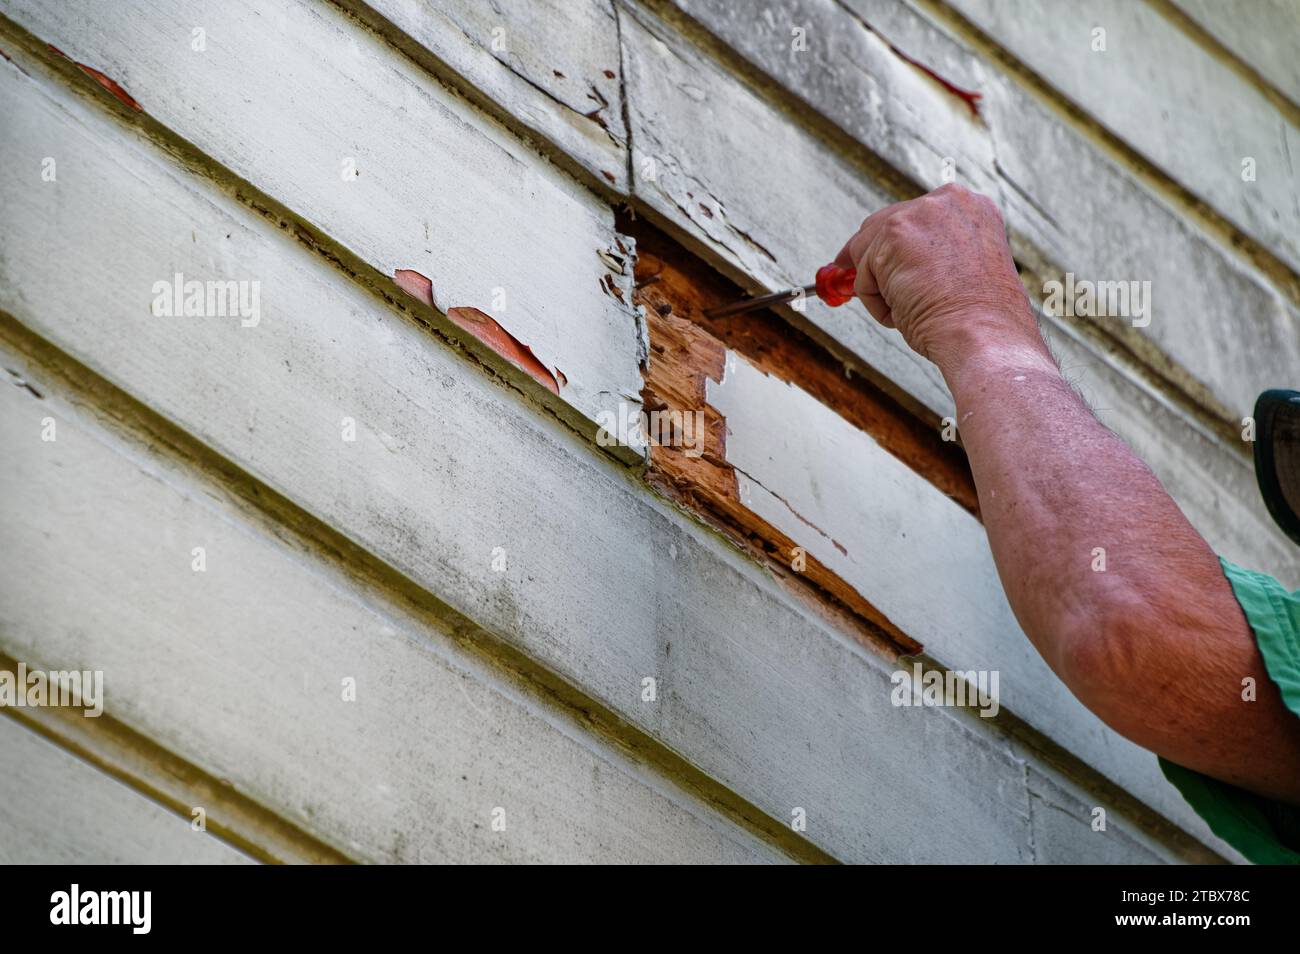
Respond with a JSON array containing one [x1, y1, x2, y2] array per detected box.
[[0, 0, 645, 459], [639, 307, 922, 658], [674, 0, 1300, 445], [0, 350, 786, 866], [355, 0, 629, 192], [633, 231, 981, 653], [631, 227, 980, 515], [618, 1, 956, 423], [944, 0, 1300, 276], [0, 55, 1060, 865], [0, 717, 254, 865], [654, 0, 1298, 586]]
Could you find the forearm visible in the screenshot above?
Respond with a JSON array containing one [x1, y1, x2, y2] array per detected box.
[[937, 316, 1230, 696], [926, 311, 1300, 802], [932, 313, 1300, 801], [836, 184, 1300, 800]]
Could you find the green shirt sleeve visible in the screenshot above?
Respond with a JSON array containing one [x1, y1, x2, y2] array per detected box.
[[1158, 557, 1300, 864]]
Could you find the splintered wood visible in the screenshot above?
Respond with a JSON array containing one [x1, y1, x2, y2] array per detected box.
[[633, 223, 989, 659], [641, 304, 921, 659], [633, 223, 979, 513]]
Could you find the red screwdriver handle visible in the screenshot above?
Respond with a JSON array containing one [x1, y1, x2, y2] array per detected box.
[[814, 265, 857, 307]]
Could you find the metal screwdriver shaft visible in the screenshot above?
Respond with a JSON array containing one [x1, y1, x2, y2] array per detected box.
[[704, 284, 817, 318], [703, 265, 858, 318]]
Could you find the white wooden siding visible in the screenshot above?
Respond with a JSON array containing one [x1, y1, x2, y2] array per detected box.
[[0, 0, 648, 460], [0, 341, 787, 864], [0, 50, 1034, 862], [0, 717, 255, 865], [2, 0, 1291, 863], [947, 0, 1300, 275]]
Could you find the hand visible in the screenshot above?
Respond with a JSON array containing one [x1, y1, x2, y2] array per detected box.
[[834, 183, 1042, 373]]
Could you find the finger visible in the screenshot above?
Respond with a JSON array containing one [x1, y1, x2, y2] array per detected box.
[[832, 238, 856, 269], [833, 201, 901, 269], [852, 256, 893, 327]]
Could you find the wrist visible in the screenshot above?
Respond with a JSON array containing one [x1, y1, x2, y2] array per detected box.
[[929, 308, 1058, 392]]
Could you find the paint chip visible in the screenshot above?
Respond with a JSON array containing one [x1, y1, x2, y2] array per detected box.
[[47, 44, 142, 111], [447, 307, 562, 396], [886, 43, 982, 118], [393, 269, 562, 396], [599, 273, 627, 303], [596, 248, 626, 273], [393, 268, 435, 307]]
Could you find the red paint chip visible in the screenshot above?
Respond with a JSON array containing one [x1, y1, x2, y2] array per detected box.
[[448, 307, 561, 396], [47, 43, 142, 111], [394, 269, 561, 396], [888, 44, 982, 118], [393, 268, 435, 307]]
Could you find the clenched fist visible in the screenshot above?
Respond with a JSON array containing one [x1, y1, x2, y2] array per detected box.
[[834, 183, 1044, 374]]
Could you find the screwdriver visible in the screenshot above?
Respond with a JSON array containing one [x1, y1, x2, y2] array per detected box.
[[703, 265, 857, 318]]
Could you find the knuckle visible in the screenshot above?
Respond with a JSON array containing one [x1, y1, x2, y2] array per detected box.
[[882, 214, 910, 239]]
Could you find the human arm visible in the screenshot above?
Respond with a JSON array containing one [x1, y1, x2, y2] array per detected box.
[[837, 183, 1300, 803]]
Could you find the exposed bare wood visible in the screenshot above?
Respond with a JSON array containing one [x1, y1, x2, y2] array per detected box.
[[631, 218, 980, 515], [638, 296, 922, 659]]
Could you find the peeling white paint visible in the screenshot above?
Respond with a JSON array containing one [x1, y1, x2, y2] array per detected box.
[[2, 0, 647, 460]]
